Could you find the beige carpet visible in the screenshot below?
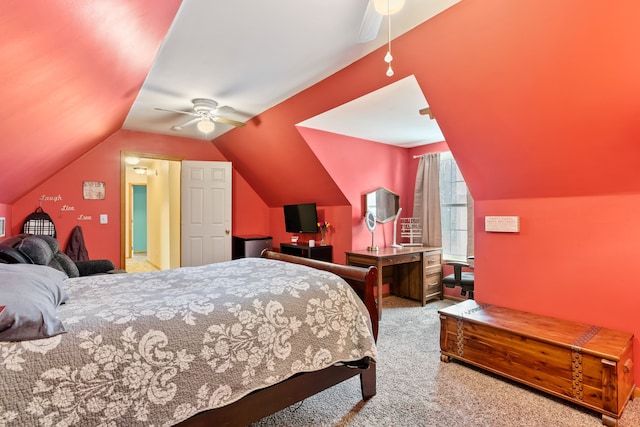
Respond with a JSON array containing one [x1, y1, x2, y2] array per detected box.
[[251, 297, 640, 427]]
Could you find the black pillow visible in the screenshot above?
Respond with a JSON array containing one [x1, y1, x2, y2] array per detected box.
[[0, 263, 69, 342]]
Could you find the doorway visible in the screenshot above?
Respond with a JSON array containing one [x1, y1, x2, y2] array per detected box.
[[132, 185, 147, 254], [121, 153, 182, 272]]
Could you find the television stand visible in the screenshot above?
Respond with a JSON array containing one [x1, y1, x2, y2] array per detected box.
[[280, 243, 332, 262]]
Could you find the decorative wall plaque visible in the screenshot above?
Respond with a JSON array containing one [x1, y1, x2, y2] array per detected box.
[[83, 181, 105, 200]]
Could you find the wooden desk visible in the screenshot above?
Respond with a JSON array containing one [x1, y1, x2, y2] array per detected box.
[[345, 246, 442, 318]]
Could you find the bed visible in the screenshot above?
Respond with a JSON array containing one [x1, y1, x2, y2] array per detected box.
[[0, 250, 378, 426]]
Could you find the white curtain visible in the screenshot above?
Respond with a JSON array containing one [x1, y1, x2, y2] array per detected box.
[[466, 191, 474, 258], [413, 153, 442, 247]]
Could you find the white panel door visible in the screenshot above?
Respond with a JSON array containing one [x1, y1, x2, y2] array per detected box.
[[181, 161, 232, 266]]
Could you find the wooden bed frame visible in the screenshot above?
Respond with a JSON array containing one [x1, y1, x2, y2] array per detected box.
[[176, 250, 379, 427]]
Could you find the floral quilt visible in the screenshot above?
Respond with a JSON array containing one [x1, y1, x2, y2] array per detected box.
[[0, 257, 377, 426]]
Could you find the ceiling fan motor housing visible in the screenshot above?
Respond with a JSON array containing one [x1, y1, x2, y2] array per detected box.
[[192, 98, 219, 113]]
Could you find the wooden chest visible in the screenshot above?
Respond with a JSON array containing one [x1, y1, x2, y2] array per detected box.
[[439, 300, 635, 426]]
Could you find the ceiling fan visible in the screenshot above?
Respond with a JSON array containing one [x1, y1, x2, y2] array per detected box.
[[357, 0, 406, 42], [154, 98, 246, 134]]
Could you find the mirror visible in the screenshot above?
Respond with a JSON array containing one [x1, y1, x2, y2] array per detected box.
[[364, 187, 400, 223], [365, 210, 378, 252], [365, 210, 377, 232]]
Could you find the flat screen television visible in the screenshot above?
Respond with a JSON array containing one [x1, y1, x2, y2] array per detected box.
[[283, 203, 318, 234]]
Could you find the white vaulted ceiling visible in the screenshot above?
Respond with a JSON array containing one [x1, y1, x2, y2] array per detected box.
[[123, 0, 459, 144]]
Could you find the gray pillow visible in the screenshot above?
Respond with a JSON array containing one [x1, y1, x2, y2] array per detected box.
[[16, 236, 55, 265], [0, 263, 69, 342], [16, 236, 79, 277], [52, 252, 80, 278]]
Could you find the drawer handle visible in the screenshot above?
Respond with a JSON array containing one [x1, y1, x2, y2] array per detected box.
[[412, 255, 419, 260], [427, 259, 437, 264], [427, 281, 439, 287], [624, 359, 633, 373]]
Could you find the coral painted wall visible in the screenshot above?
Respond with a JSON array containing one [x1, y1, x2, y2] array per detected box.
[[0, 204, 10, 238], [11, 130, 271, 268], [299, 127, 410, 262], [0, 0, 181, 205], [415, 0, 640, 385]]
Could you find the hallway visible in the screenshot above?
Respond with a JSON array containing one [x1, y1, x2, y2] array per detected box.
[[125, 254, 159, 273]]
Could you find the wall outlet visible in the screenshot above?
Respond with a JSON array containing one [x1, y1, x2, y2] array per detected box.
[[99, 214, 108, 224]]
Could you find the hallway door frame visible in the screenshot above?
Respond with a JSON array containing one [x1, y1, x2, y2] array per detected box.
[[120, 152, 184, 269]]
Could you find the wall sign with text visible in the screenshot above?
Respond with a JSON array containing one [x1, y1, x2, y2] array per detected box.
[[83, 181, 106, 200], [485, 216, 520, 233]]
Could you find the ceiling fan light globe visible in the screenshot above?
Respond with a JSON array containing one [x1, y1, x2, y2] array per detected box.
[[197, 118, 215, 133], [373, 0, 405, 16]]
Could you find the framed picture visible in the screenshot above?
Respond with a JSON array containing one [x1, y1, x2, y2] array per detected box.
[[0, 217, 5, 237], [83, 181, 106, 200]]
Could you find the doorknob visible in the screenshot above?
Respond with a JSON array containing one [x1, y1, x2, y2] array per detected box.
[[225, 229, 230, 234]]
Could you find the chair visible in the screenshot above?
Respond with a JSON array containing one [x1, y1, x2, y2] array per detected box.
[[442, 258, 474, 299], [0, 234, 117, 276]]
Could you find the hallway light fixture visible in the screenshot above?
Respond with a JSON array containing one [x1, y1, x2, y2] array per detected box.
[[133, 167, 147, 175], [125, 156, 140, 165]]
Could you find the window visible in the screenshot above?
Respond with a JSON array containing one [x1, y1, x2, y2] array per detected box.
[[439, 152, 469, 259]]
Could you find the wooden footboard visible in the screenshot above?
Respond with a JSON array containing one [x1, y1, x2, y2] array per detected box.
[[261, 250, 379, 339], [176, 251, 379, 427]]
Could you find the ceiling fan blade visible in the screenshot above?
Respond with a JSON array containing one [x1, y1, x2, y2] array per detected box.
[[357, 1, 382, 42], [171, 117, 200, 131], [212, 116, 246, 127], [215, 105, 235, 114], [154, 107, 198, 117]]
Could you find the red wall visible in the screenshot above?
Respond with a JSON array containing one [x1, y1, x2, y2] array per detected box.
[[0, 203, 10, 238], [476, 195, 640, 323], [233, 173, 271, 236], [299, 127, 409, 260], [0, 0, 181, 205], [416, 0, 640, 384], [11, 129, 271, 267]]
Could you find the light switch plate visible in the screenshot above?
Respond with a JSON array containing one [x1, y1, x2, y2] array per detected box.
[[99, 214, 108, 224]]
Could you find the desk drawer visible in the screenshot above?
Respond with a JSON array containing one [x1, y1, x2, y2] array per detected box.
[[424, 272, 441, 290], [345, 254, 376, 267], [380, 253, 420, 266], [423, 271, 442, 303], [423, 252, 441, 267]]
